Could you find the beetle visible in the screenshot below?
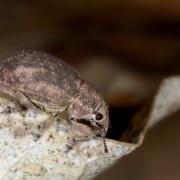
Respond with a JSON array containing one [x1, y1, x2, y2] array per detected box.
[[0, 50, 109, 152]]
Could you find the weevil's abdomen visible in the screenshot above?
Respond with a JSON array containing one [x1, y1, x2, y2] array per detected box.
[[0, 50, 82, 107]]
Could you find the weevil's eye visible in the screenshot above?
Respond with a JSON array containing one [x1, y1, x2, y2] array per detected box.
[[95, 113, 103, 121]]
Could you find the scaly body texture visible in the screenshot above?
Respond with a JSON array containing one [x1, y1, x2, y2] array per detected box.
[[0, 50, 109, 152]]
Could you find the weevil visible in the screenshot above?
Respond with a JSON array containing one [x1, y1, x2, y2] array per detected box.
[[0, 50, 109, 152]]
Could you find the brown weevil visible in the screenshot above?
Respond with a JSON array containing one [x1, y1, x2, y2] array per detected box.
[[0, 50, 109, 152]]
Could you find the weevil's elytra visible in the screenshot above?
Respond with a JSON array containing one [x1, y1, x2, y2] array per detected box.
[[0, 50, 109, 152], [0, 51, 81, 109]]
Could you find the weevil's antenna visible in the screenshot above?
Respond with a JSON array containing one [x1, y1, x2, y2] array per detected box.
[[95, 102, 105, 112]]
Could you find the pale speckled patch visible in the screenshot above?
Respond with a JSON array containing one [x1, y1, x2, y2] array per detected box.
[[0, 96, 135, 180]]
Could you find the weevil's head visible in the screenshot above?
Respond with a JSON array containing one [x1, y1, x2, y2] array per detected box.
[[69, 80, 109, 138]]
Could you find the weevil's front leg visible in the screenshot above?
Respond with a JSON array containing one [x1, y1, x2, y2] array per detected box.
[[65, 135, 96, 152], [12, 90, 40, 112]]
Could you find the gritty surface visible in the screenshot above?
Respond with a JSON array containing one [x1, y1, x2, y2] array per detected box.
[[0, 96, 134, 180]]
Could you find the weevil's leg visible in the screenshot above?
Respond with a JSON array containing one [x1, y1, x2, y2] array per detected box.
[[65, 135, 95, 152], [31, 115, 57, 141], [13, 90, 40, 111], [0, 90, 23, 112], [10, 97, 26, 112], [66, 135, 108, 153], [72, 136, 95, 144]]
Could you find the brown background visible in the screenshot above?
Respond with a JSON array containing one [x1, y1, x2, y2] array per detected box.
[[0, 1, 180, 179]]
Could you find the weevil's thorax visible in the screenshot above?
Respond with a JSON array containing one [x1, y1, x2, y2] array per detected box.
[[68, 80, 109, 135], [69, 80, 102, 119]]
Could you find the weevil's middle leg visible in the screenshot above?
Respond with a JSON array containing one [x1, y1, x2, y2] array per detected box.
[[13, 113, 57, 139], [31, 115, 58, 141]]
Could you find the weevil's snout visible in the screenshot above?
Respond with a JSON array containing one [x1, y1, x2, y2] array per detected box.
[[95, 128, 106, 138], [95, 125, 109, 153]]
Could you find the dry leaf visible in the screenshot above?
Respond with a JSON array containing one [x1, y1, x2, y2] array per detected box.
[[0, 76, 179, 179]]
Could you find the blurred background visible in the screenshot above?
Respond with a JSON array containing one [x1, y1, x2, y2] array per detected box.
[[0, 1, 180, 179]]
